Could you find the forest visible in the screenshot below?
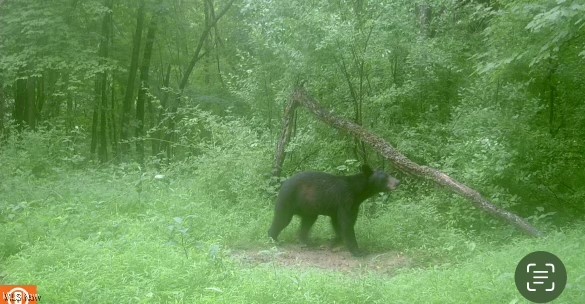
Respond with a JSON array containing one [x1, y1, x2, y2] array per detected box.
[[1, 0, 584, 302]]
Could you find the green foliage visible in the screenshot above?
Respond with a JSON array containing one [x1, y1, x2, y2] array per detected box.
[[1, 164, 584, 303], [164, 107, 273, 207], [524, 0, 585, 65], [1, 0, 585, 302], [0, 0, 105, 81], [0, 123, 87, 179], [478, 0, 585, 74]]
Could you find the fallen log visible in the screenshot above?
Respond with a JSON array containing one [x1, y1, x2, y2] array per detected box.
[[274, 86, 542, 237]]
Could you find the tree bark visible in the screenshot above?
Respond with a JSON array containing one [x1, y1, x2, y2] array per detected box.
[[90, 78, 99, 154], [546, 57, 558, 137], [285, 86, 543, 237], [120, 0, 146, 155], [136, 14, 157, 164], [272, 95, 298, 179], [35, 75, 45, 122], [26, 77, 36, 130], [91, 0, 113, 162], [14, 78, 27, 130], [98, 72, 108, 163], [110, 74, 118, 159]]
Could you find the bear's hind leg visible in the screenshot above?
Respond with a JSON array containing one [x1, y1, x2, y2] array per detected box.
[[299, 215, 318, 245], [329, 216, 343, 247]]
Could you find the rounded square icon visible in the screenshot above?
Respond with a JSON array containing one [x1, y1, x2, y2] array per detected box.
[[515, 251, 567, 303]]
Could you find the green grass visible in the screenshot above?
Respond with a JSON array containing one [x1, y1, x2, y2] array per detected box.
[[1, 167, 584, 303]]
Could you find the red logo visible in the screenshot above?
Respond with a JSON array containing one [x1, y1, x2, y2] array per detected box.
[[0, 286, 40, 304]]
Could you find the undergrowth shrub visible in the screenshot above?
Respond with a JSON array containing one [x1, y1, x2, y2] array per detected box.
[[361, 191, 472, 262], [441, 80, 582, 228], [0, 122, 86, 178], [174, 108, 273, 207]]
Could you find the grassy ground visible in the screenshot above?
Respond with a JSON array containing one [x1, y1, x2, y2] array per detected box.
[[1, 166, 584, 303]]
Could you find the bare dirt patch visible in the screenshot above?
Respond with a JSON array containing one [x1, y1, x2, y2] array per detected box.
[[231, 244, 411, 276]]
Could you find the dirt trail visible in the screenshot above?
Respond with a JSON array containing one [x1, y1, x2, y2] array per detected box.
[[231, 244, 411, 276]]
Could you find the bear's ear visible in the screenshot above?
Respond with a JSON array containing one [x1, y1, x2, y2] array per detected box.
[[360, 164, 373, 176]]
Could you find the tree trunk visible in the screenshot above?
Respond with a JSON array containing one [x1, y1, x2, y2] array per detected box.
[[13, 76, 39, 130], [121, 0, 145, 155], [90, 78, 99, 154], [110, 75, 118, 159], [92, 0, 113, 162], [203, 0, 212, 85], [272, 95, 298, 179], [178, 0, 235, 91], [283, 86, 543, 237], [546, 57, 559, 137], [98, 73, 108, 163], [25, 77, 37, 130], [14, 78, 27, 130], [36, 75, 45, 122], [416, 3, 433, 37], [136, 14, 157, 164], [64, 73, 74, 130], [206, 0, 225, 86], [154, 64, 171, 159], [159, 0, 234, 163]]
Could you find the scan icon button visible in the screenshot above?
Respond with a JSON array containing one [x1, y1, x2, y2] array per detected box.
[[515, 251, 567, 303]]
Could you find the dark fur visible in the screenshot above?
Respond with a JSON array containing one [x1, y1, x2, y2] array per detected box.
[[268, 165, 400, 256]]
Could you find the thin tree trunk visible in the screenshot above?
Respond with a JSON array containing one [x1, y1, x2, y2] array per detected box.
[[284, 86, 543, 237], [64, 73, 74, 130], [155, 64, 171, 159], [93, 0, 113, 162], [546, 57, 558, 137], [136, 14, 157, 164], [36, 75, 45, 122], [272, 95, 298, 179], [336, 44, 369, 163], [90, 78, 99, 154], [203, 0, 211, 85], [26, 77, 36, 130], [110, 76, 118, 159], [416, 3, 433, 37], [14, 78, 27, 130], [99, 72, 108, 163], [121, 0, 145, 155], [206, 0, 225, 86], [178, 0, 235, 91], [13, 76, 38, 130]]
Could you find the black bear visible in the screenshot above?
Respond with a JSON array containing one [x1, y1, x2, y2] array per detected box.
[[268, 165, 400, 256]]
